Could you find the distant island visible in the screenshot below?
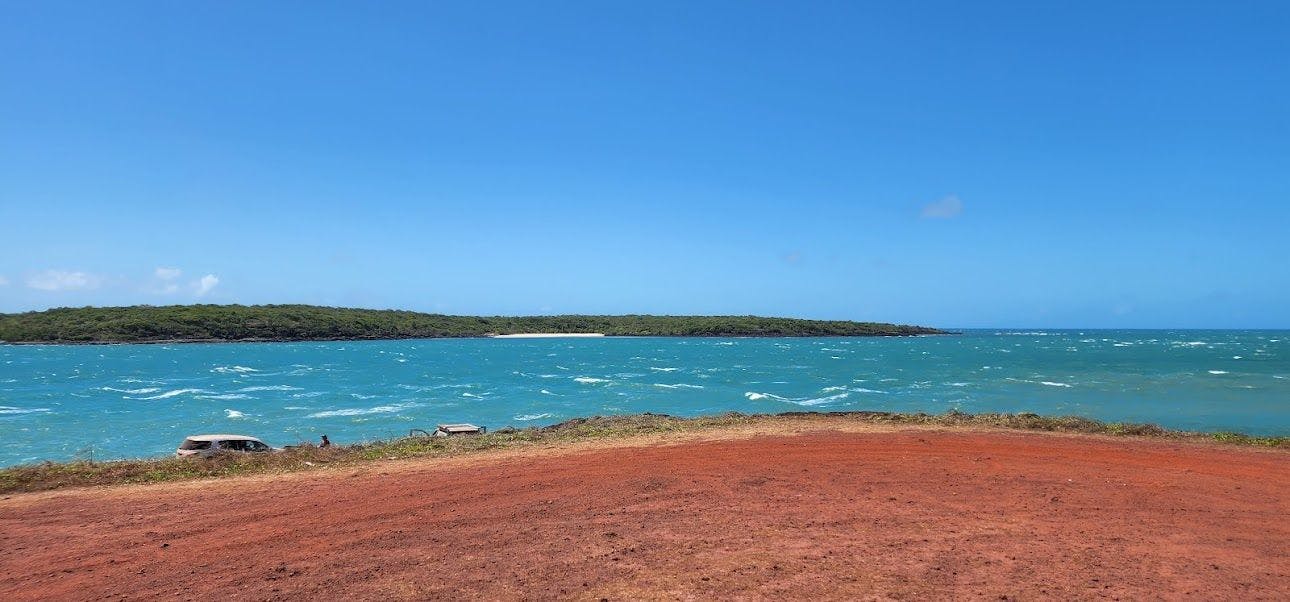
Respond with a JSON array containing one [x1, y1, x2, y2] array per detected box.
[[0, 305, 947, 343]]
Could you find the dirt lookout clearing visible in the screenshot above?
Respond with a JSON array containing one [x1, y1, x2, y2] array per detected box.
[[2, 419, 1286, 600]]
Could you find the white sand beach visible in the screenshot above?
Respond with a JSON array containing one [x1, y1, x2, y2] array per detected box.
[[490, 333, 606, 338]]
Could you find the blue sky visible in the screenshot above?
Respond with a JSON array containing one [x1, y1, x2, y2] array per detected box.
[[1, 1, 1287, 327]]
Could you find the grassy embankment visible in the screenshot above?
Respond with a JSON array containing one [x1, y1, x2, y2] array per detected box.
[[1, 411, 1283, 494], [0, 305, 947, 343]]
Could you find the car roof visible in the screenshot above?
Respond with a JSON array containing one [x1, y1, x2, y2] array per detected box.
[[183, 434, 265, 442]]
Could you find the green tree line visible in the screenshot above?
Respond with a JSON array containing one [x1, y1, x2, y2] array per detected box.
[[0, 305, 946, 343]]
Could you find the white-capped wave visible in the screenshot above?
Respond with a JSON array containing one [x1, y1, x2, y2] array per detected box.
[[236, 385, 303, 392], [135, 388, 206, 400], [462, 392, 484, 398], [514, 412, 553, 421], [101, 386, 160, 395], [653, 383, 704, 389], [198, 393, 251, 400], [1208, 370, 1229, 375], [225, 409, 246, 418], [212, 365, 259, 374], [746, 391, 851, 406], [793, 392, 850, 406], [291, 391, 325, 398], [1040, 381, 1073, 388], [0, 406, 51, 415], [649, 367, 679, 372], [574, 377, 609, 384], [308, 403, 417, 418], [539, 389, 559, 396]]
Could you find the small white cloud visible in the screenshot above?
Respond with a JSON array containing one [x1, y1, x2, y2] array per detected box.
[[919, 194, 963, 219], [193, 274, 219, 297], [155, 267, 182, 280], [27, 270, 101, 291]]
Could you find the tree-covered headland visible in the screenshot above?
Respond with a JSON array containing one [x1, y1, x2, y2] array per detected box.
[[0, 305, 947, 343]]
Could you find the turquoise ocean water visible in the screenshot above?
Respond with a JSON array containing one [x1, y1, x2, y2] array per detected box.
[[1, 330, 1287, 466]]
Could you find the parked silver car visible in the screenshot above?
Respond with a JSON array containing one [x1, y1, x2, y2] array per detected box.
[[176, 434, 276, 457]]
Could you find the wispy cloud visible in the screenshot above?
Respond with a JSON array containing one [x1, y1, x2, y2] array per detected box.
[[919, 194, 963, 219], [148, 267, 183, 294], [155, 267, 182, 280], [26, 270, 101, 291], [0, 275, 8, 286], [193, 274, 219, 297]]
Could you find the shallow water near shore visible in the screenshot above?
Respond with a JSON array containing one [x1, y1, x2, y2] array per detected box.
[[1, 330, 1287, 465]]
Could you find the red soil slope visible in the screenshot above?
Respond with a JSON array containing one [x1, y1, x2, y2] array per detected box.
[[1, 428, 1286, 600]]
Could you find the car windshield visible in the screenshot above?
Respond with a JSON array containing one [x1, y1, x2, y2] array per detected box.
[[179, 439, 212, 450]]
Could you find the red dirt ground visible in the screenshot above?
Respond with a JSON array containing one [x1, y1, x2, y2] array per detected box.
[[1, 427, 1287, 600]]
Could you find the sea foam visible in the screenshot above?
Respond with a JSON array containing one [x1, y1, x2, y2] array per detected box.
[[793, 392, 851, 406], [135, 388, 205, 400], [0, 406, 51, 415], [308, 403, 417, 418], [514, 412, 553, 421], [101, 386, 160, 395]]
